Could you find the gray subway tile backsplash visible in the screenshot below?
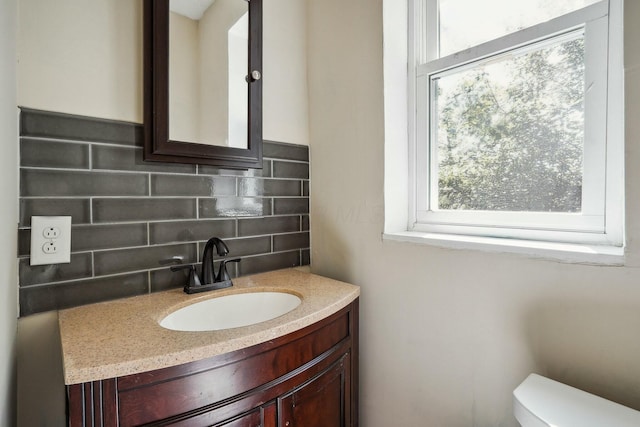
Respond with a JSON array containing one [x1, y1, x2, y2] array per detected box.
[[17, 230, 29, 257], [20, 138, 90, 169], [19, 272, 149, 315], [263, 140, 309, 162], [198, 159, 272, 177], [21, 108, 142, 146], [92, 145, 196, 174], [149, 219, 236, 245], [237, 216, 301, 237], [92, 198, 197, 222], [93, 243, 198, 276], [21, 169, 149, 197], [18, 109, 310, 316], [238, 178, 302, 197], [71, 224, 149, 252], [273, 232, 310, 252], [149, 267, 191, 293], [302, 249, 311, 266], [20, 199, 91, 226], [19, 253, 93, 287], [151, 174, 237, 197], [273, 160, 310, 179], [199, 197, 272, 218], [274, 198, 310, 215], [237, 251, 301, 276]]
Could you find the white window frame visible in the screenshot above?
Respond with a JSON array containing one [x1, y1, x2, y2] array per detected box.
[[404, 0, 624, 252]]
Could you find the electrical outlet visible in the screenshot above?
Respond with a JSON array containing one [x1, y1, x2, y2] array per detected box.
[[30, 216, 72, 265], [43, 226, 61, 239], [42, 242, 58, 254]]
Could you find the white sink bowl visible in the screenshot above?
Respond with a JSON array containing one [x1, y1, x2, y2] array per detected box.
[[159, 291, 302, 331]]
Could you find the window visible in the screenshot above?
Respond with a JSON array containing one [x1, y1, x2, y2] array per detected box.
[[407, 0, 623, 248]]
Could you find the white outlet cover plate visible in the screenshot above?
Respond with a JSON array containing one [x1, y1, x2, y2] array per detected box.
[[30, 216, 72, 266]]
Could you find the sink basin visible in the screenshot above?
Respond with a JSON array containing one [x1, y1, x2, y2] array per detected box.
[[159, 291, 302, 331]]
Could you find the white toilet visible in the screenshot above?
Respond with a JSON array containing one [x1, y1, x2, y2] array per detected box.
[[514, 374, 640, 427]]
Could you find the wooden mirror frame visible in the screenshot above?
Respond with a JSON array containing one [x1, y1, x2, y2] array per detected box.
[[143, 0, 263, 169]]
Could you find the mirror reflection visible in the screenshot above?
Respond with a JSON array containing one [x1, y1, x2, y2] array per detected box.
[[169, 0, 248, 148]]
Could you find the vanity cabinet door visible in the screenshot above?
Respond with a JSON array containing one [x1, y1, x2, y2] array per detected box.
[[279, 353, 352, 427]]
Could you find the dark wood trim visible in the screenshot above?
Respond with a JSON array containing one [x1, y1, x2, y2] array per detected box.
[[67, 379, 118, 427], [143, 0, 263, 169]]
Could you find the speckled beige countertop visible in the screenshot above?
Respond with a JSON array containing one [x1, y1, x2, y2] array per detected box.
[[58, 268, 360, 385]]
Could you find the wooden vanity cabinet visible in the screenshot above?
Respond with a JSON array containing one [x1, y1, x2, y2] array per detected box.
[[67, 299, 358, 427]]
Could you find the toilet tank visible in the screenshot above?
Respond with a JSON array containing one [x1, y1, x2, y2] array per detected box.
[[514, 374, 640, 427]]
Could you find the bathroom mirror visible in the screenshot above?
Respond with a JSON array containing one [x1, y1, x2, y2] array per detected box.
[[143, 0, 263, 168]]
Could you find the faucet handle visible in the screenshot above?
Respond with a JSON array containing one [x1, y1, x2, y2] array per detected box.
[[216, 258, 241, 282], [170, 264, 202, 288]]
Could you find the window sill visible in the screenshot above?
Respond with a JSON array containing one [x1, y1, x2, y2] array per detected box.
[[382, 231, 624, 265]]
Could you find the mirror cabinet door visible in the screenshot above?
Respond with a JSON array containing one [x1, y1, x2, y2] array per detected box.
[[143, 0, 262, 169]]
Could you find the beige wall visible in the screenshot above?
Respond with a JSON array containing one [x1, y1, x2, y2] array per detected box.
[[263, 0, 309, 145], [308, 1, 640, 426], [17, 0, 309, 145], [0, 0, 18, 423], [17, 0, 143, 124]]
